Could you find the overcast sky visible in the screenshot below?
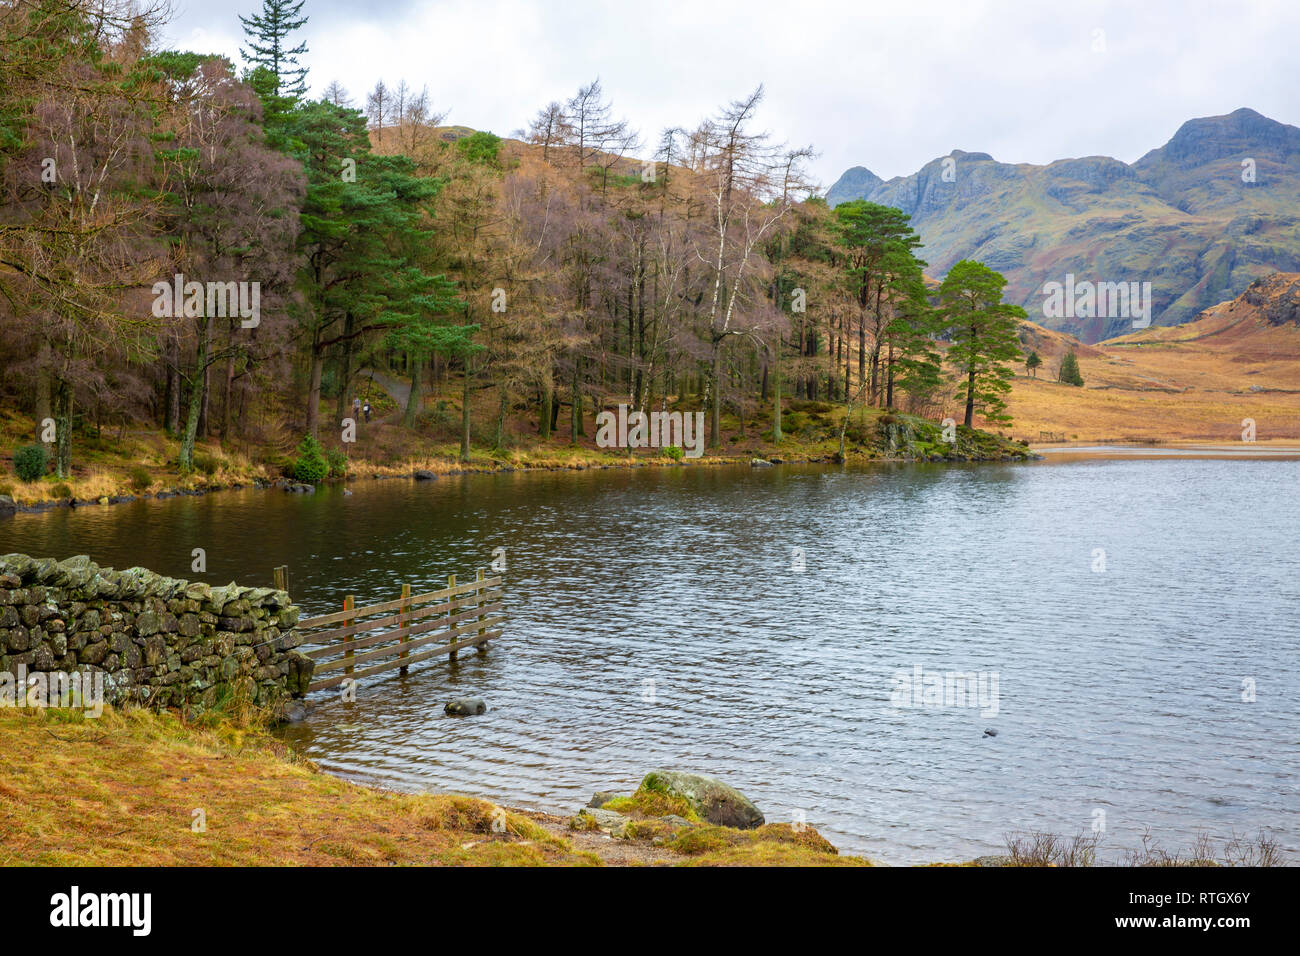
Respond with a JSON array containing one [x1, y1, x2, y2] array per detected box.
[[162, 0, 1300, 189]]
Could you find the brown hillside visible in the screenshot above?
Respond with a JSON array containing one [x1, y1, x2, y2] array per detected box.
[[1000, 273, 1300, 442]]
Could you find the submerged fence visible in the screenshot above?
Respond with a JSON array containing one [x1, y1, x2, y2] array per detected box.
[[293, 570, 504, 693]]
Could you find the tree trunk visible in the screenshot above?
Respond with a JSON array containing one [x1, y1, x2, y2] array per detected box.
[[708, 341, 722, 448], [335, 314, 354, 423], [35, 341, 52, 444], [52, 379, 72, 479], [460, 357, 472, 461], [886, 345, 896, 409], [495, 383, 507, 449], [964, 367, 976, 428], [772, 338, 783, 443], [570, 360, 583, 441], [179, 318, 210, 470], [198, 361, 210, 439], [858, 309, 866, 389], [539, 365, 553, 438], [165, 341, 180, 436], [222, 342, 236, 440], [403, 353, 424, 428], [306, 332, 324, 439]]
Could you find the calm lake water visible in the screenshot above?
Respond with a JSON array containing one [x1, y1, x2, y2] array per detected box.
[[2, 458, 1296, 864]]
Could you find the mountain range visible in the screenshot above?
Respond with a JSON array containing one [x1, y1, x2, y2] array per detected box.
[[827, 109, 1300, 342]]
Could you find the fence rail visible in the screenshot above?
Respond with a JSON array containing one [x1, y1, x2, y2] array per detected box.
[[299, 570, 503, 693]]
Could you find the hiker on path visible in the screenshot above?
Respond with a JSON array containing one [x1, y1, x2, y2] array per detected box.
[[363, 401, 372, 424], [352, 397, 361, 422]]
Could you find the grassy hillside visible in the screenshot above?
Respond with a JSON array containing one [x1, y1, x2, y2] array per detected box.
[[1002, 273, 1300, 441]]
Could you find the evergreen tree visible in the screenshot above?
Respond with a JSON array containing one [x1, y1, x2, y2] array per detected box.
[[291, 100, 477, 437], [939, 260, 1025, 427], [833, 200, 924, 404], [1026, 350, 1042, 378], [1058, 349, 1084, 386], [877, 240, 935, 409], [239, 0, 309, 100]]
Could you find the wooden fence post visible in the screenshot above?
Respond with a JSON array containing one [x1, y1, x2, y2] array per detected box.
[[476, 567, 488, 653], [399, 582, 411, 674], [272, 566, 288, 594], [343, 595, 355, 676], [447, 573, 457, 660]]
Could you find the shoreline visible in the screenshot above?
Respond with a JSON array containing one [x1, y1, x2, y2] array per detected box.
[[0, 705, 875, 867], [0, 442, 1033, 515], [1032, 440, 1300, 460], [4, 704, 1281, 867], [6, 439, 1297, 517]]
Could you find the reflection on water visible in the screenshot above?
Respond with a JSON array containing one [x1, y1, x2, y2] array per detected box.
[[1, 459, 1296, 863]]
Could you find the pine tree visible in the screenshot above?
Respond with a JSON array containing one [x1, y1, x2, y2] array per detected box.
[[291, 100, 477, 437], [1026, 350, 1042, 378], [239, 0, 309, 100], [1058, 349, 1084, 386], [939, 260, 1026, 427]]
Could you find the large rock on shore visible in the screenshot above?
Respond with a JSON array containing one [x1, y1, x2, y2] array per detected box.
[[639, 770, 765, 829]]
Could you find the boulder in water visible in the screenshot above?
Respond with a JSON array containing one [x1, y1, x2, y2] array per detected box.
[[444, 697, 487, 716]]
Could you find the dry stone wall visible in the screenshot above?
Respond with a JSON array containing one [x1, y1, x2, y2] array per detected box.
[[0, 553, 313, 712]]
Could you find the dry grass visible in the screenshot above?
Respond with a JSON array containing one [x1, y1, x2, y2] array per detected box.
[[1001, 829, 1283, 867], [0, 706, 871, 867], [667, 823, 867, 866], [0, 706, 593, 867], [999, 305, 1300, 442]]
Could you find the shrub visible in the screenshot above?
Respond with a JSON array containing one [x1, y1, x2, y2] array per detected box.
[[843, 422, 874, 445], [663, 445, 684, 461], [13, 444, 48, 482], [292, 435, 328, 484], [325, 447, 348, 478], [50, 483, 72, 499], [193, 452, 220, 476], [128, 466, 153, 492]]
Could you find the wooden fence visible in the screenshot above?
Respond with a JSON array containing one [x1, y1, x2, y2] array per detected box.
[[296, 569, 504, 693]]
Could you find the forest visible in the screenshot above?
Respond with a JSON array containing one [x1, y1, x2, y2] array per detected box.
[[0, 0, 1028, 484]]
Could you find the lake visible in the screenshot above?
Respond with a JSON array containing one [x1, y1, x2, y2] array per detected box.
[[1, 457, 1296, 864]]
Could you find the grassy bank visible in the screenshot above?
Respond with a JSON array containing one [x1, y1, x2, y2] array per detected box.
[[0, 401, 1033, 508], [1, 705, 1285, 867], [0, 705, 869, 867]]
